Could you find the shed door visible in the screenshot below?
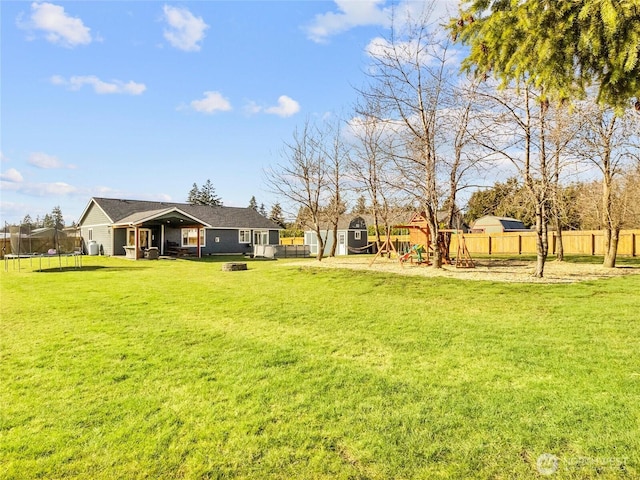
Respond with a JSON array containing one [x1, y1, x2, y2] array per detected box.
[[338, 232, 346, 255]]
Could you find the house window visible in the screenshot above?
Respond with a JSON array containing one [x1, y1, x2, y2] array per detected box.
[[181, 228, 205, 247], [88, 228, 93, 241], [127, 228, 152, 248], [139, 229, 151, 249], [253, 230, 269, 245], [355, 231, 361, 240], [239, 229, 251, 243]]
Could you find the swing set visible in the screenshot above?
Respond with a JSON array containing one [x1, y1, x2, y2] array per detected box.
[[369, 212, 474, 268]]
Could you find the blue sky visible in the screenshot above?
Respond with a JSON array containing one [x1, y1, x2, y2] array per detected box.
[[1, 0, 457, 225]]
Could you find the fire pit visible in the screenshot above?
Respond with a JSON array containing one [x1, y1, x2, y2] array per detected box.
[[222, 262, 247, 272]]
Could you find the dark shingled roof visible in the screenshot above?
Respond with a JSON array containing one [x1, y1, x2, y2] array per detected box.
[[499, 218, 528, 231], [90, 197, 282, 230]]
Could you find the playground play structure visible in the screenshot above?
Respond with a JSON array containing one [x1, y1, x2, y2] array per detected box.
[[369, 212, 475, 268]]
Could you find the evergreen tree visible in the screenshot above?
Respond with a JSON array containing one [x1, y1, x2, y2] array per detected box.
[[294, 206, 312, 230], [51, 206, 64, 230], [187, 183, 199, 204], [259, 203, 267, 217], [21, 214, 34, 227], [352, 195, 367, 214], [450, 0, 640, 110], [248, 196, 258, 210], [42, 213, 54, 228], [464, 178, 523, 224], [187, 179, 222, 206], [269, 203, 286, 228], [199, 179, 223, 206]]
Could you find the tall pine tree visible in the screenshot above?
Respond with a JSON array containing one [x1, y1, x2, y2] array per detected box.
[[186, 179, 223, 206], [269, 203, 286, 228], [187, 183, 199, 204]]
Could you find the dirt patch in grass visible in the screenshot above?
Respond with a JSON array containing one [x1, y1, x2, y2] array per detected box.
[[286, 256, 640, 283]]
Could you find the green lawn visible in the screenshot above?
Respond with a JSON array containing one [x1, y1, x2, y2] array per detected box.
[[1, 256, 638, 479]]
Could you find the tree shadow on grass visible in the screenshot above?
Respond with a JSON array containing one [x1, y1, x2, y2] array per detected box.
[[35, 266, 148, 273], [182, 255, 276, 264]]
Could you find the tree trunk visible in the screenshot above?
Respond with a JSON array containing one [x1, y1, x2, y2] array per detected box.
[[427, 213, 442, 269], [314, 226, 325, 262], [555, 228, 564, 261], [533, 204, 548, 278], [603, 228, 619, 268], [373, 212, 382, 252], [601, 175, 618, 268], [329, 224, 338, 257]]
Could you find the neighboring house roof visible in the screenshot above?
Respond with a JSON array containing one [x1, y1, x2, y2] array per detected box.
[[80, 197, 282, 230], [499, 219, 528, 231], [30, 227, 56, 237], [471, 215, 528, 231]]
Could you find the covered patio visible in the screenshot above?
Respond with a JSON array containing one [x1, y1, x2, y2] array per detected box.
[[111, 207, 209, 259]]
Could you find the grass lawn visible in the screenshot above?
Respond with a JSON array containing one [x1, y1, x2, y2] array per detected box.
[[1, 255, 638, 479]]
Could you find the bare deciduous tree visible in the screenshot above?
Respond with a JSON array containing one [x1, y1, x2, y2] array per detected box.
[[322, 120, 349, 257], [472, 84, 553, 277], [358, 6, 460, 268], [436, 77, 493, 258], [264, 120, 330, 261], [546, 104, 584, 261], [572, 102, 640, 267], [348, 98, 405, 250]]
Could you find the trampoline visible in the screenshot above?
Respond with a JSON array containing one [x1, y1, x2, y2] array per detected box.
[[4, 252, 82, 272], [3, 223, 82, 271]]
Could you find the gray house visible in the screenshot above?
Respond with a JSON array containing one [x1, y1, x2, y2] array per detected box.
[[78, 197, 281, 259], [304, 216, 369, 256]]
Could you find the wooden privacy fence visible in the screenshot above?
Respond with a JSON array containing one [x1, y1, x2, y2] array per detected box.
[[280, 230, 640, 257], [449, 230, 640, 257], [280, 237, 305, 246]]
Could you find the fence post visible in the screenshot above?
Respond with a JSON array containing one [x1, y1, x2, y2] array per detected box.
[[591, 233, 596, 256], [518, 234, 522, 255], [488, 235, 492, 255], [632, 233, 636, 257]]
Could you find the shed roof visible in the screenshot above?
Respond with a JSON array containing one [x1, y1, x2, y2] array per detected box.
[[308, 215, 369, 231]]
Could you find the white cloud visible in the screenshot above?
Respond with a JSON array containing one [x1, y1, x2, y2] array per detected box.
[[305, 0, 390, 43], [365, 32, 461, 67], [265, 96, 301, 117], [190, 91, 232, 114], [305, 0, 458, 43], [28, 152, 63, 169], [37, 182, 78, 195], [0, 179, 77, 196], [247, 96, 301, 118], [0, 168, 24, 183], [51, 75, 146, 95], [0, 151, 8, 163], [26, 152, 77, 170], [243, 101, 263, 116], [19, 2, 92, 47], [162, 5, 208, 52]]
